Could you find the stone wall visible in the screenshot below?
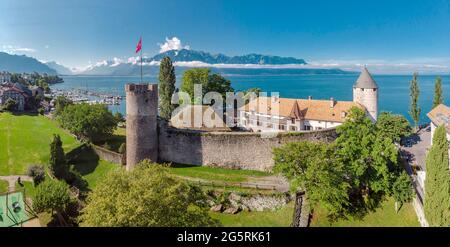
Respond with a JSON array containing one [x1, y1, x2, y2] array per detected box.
[[92, 144, 125, 165], [158, 121, 337, 171]]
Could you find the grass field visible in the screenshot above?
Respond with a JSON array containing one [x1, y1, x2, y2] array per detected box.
[[211, 202, 294, 227], [0, 113, 79, 175], [0, 180, 8, 193], [15, 181, 36, 198], [0, 113, 117, 189], [168, 164, 270, 183], [310, 197, 419, 227], [212, 197, 419, 227]]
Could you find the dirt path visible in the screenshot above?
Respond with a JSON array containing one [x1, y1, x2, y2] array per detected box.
[[0, 175, 33, 192]]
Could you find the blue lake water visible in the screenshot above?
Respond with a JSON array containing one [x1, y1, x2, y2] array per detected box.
[[55, 74, 450, 124]]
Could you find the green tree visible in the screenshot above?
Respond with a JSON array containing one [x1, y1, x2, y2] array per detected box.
[[207, 73, 233, 101], [2, 98, 17, 111], [27, 165, 46, 185], [391, 171, 414, 213], [424, 125, 450, 226], [79, 161, 220, 227], [49, 134, 69, 180], [432, 76, 443, 109], [273, 141, 349, 223], [181, 68, 210, 104], [54, 96, 72, 116], [243, 87, 262, 104], [409, 72, 421, 130], [335, 107, 399, 215], [33, 179, 71, 218], [376, 112, 412, 143], [180, 68, 233, 104], [158, 57, 176, 119], [57, 103, 118, 142]]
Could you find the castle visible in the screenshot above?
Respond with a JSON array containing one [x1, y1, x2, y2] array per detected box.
[[125, 67, 379, 171]]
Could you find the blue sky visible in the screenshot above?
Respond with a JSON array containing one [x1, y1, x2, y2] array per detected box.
[[1, 0, 450, 73]]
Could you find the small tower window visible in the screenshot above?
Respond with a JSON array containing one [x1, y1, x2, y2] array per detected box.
[[373, 88, 377, 92]]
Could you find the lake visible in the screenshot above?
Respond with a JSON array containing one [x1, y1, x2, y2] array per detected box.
[[54, 74, 450, 124]]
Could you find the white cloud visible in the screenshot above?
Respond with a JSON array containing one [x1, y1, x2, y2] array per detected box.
[[2, 45, 36, 54], [158, 37, 190, 53], [305, 58, 450, 74]]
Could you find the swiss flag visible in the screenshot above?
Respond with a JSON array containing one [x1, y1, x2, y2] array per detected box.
[[135, 37, 142, 53]]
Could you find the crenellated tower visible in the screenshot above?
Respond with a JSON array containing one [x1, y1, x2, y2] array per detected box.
[[353, 67, 378, 122], [125, 83, 158, 171]]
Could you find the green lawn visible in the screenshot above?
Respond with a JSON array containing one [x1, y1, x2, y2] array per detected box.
[[0, 179, 8, 193], [0, 113, 79, 175], [168, 164, 270, 183], [212, 197, 419, 227], [0, 113, 118, 189], [15, 181, 36, 198], [211, 202, 294, 227], [311, 197, 419, 227]]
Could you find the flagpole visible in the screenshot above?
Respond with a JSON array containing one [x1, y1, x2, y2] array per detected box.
[[140, 39, 143, 83]]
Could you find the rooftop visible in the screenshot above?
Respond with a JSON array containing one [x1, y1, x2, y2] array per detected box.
[[354, 67, 378, 89], [427, 104, 450, 133], [240, 96, 363, 123]]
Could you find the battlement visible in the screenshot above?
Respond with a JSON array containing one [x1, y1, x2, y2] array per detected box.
[[125, 83, 158, 93]]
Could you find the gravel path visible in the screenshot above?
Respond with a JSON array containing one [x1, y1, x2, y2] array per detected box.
[[0, 175, 33, 192]]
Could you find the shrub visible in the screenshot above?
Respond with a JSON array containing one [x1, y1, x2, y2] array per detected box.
[[27, 165, 46, 185]]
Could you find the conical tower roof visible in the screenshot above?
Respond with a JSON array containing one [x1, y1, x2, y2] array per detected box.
[[354, 67, 378, 89]]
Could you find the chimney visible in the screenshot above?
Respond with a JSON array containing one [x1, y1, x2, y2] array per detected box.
[[330, 97, 336, 108], [308, 96, 312, 100]]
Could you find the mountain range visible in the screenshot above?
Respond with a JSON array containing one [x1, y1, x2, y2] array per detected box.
[[0, 52, 57, 74], [0, 49, 352, 76], [148, 49, 307, 65]]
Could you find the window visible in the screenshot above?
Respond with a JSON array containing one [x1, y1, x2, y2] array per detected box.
[[304, 125, 311, 131], [279, 125, 285, 130], [291, 118, 295, 124], [257, 120, 261, 126], [290, 126, 296, 131]]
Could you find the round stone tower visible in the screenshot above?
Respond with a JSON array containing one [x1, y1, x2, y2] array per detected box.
[[125, 83, 158, 171], [353, 67, 378, 122]]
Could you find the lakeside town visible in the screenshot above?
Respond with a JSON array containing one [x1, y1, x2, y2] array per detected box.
[[0, 58, 449, 227], [1, 2, 450, 238]]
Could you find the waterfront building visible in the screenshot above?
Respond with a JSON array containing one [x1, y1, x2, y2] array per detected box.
[[237, 67, 378, 132]]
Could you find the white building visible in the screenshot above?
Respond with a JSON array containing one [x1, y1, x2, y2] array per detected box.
[[237, 67, 378, 132], [427, 104, 450, 167]]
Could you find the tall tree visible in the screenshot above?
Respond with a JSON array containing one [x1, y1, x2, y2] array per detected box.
[[79, 161, 220, 227], [273, 141, 349, 224], [335, 107, 399, 215], [180, 68, 234, 104], [57, 103, 118, 142], [432, 76, 443, 109], [424, 125, 450, 226], [158, 57, 176, 120], [49, 134, 69, 180], [180, 68, 210, 104], [376, 112, 412, 143], [409, 72, 421, 130], [391, 170, 414, 213]]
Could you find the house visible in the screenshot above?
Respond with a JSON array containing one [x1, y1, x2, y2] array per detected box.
[[170, 104, 231, 132], [0, 84, 28, 111], [237, 67, 378, 132], [30, 85, 44, 97], [427, 104, 450, 167], [0, 71, 11, 83]]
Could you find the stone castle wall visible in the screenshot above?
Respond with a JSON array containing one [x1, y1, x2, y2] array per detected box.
[[158, 121, 337, 171]]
